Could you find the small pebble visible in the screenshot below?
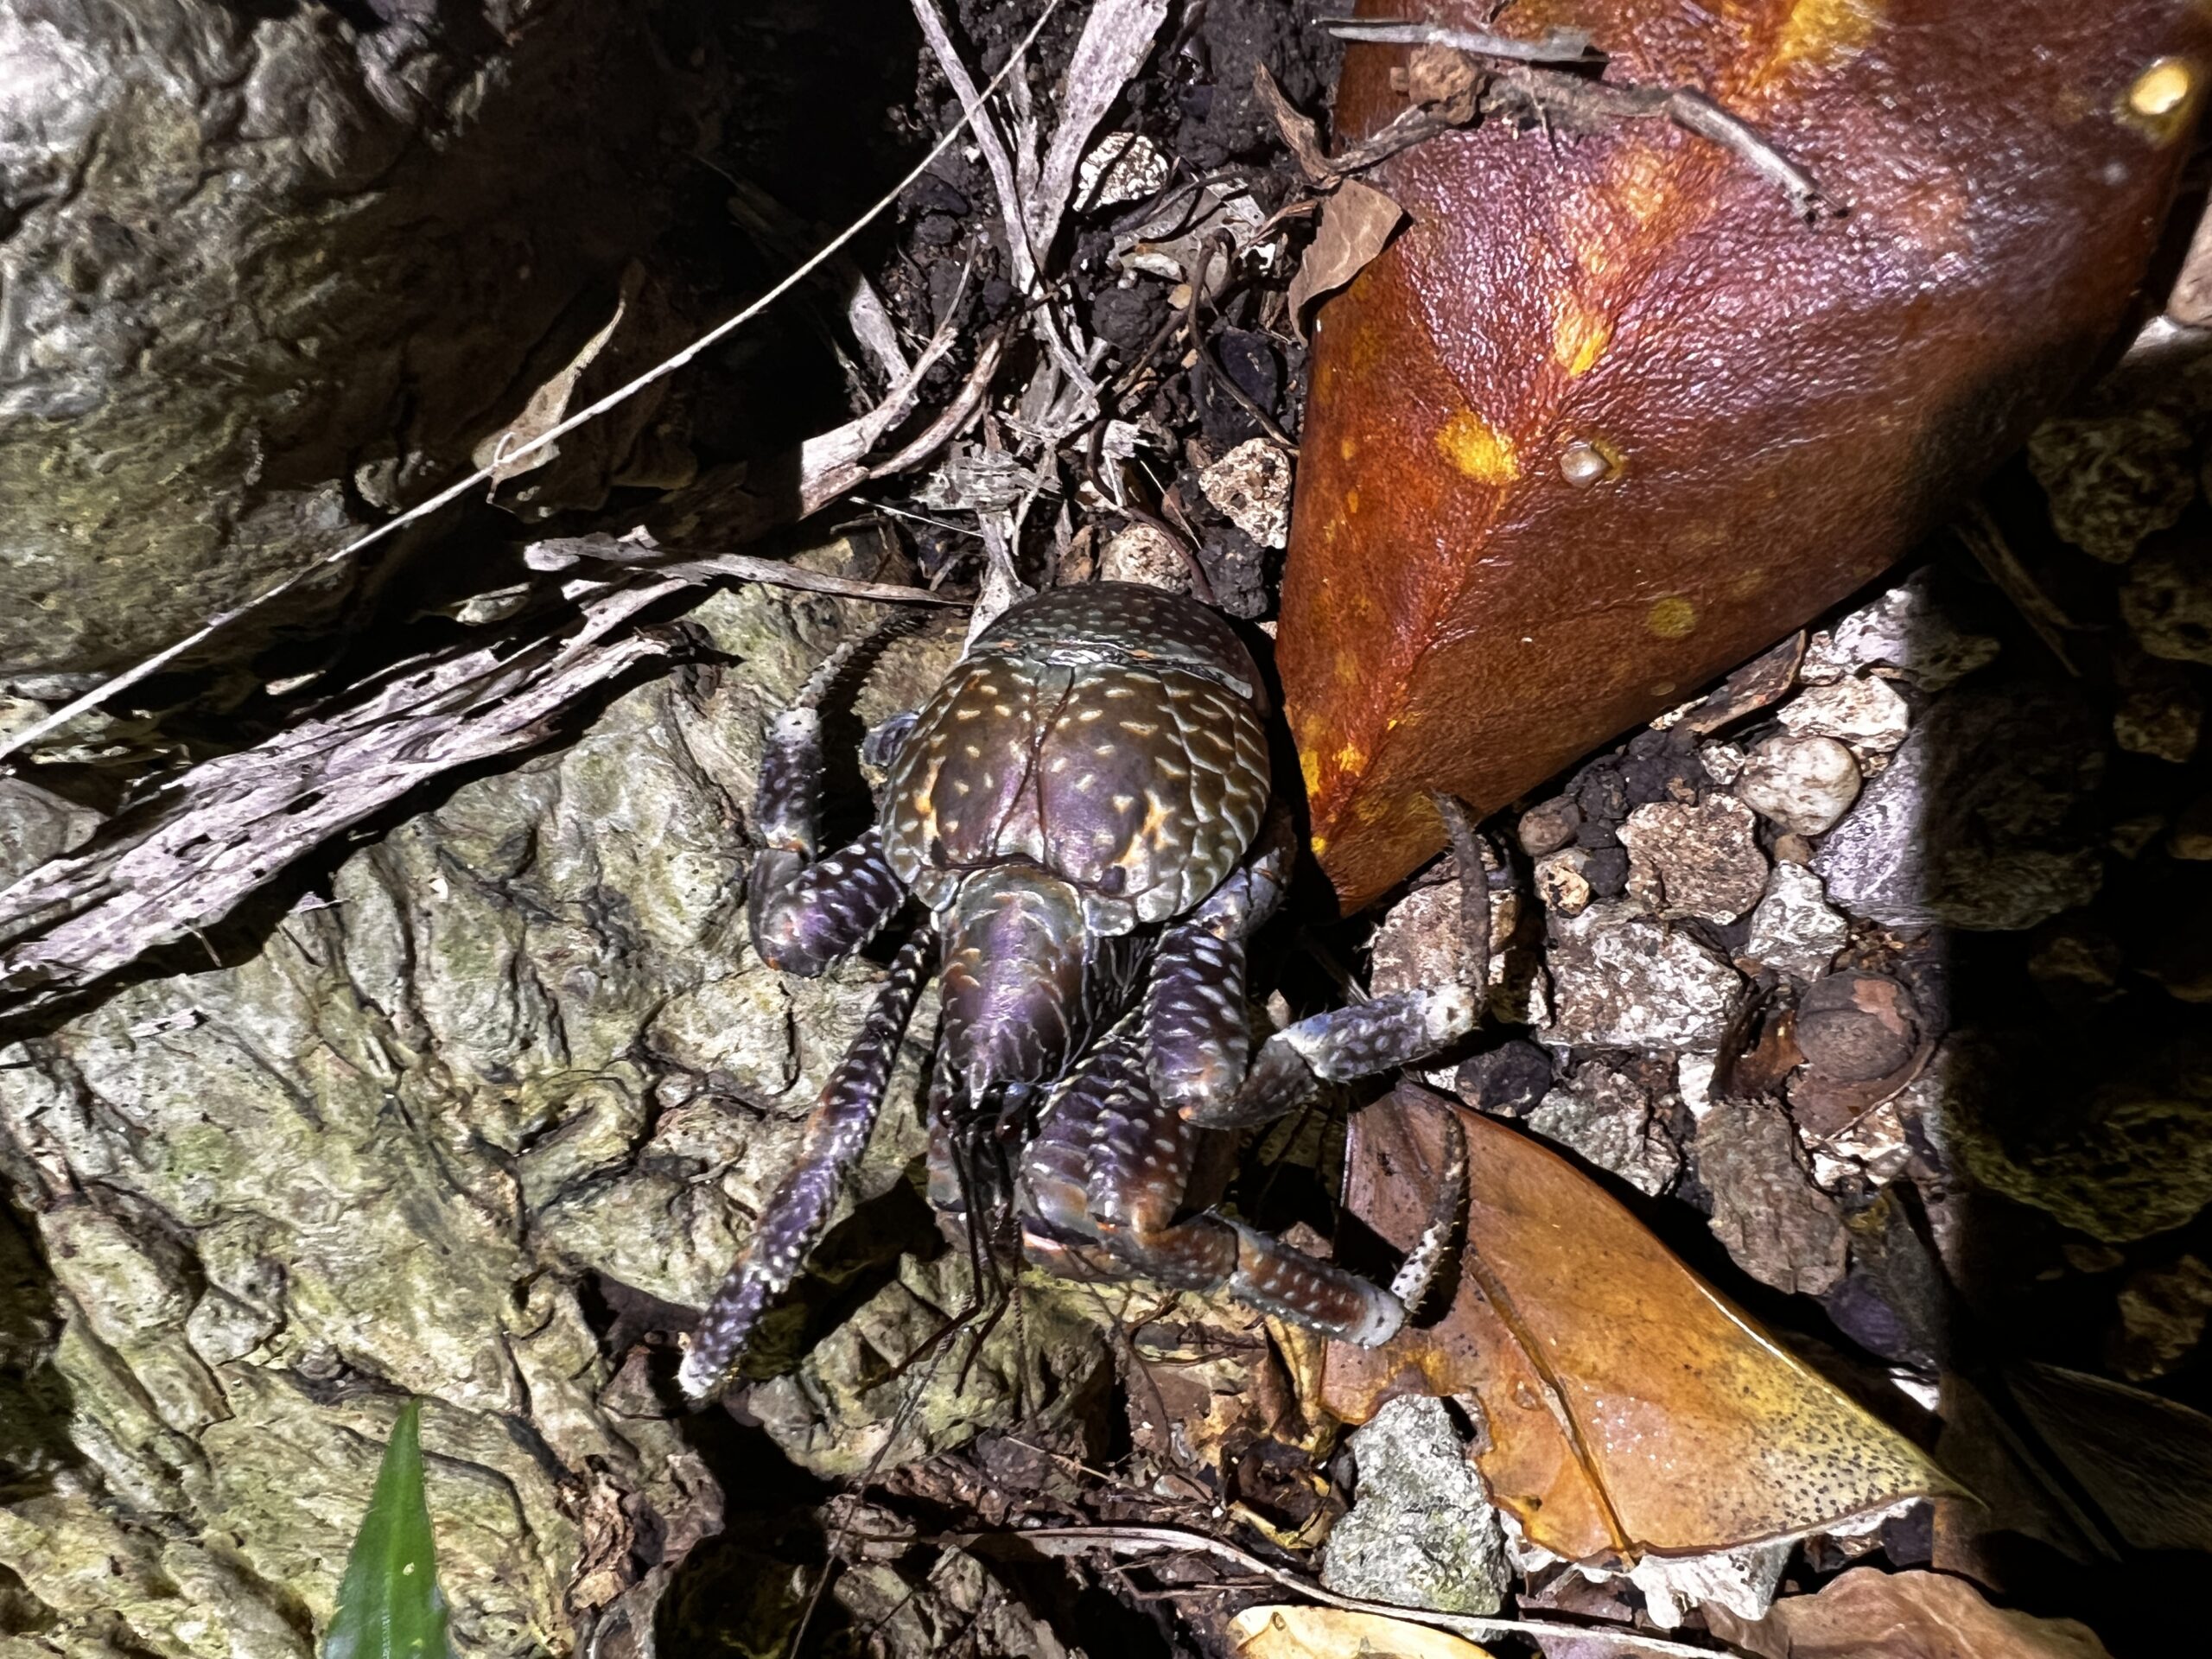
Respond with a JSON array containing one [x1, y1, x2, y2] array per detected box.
[[1736, 733, 1862, 836], [1744, 864, 1849, 982], [1619, 797, 1769, 924], [1583, 845, 1630, 899], [1517, 795, 1582, 857], [1535, 847, 1593, 915], [1773, 833, 1815, 866], [1699, 740, 1747, 786], [1456, 1039, 1555, 1116], [1796, 971, 1920, 1083], [1100, 523, 1190, 590], [1778, 676, 1912, 753], [1197, 438, 1294, 549]]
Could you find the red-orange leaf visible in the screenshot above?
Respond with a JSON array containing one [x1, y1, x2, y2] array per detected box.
[[1280, 0, 2210, 907]]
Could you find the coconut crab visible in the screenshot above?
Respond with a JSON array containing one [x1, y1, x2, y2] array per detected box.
[[678, 581, 1480, 1403]]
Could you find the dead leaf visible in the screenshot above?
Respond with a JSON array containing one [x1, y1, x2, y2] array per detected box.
[[1287, 180, 1407, 340], [472, 262, 693, 518], [1322, 1087, 1956, 1562], [1702, 1567, 2113, 1659], [1228, 1605, 1493, 1659], [2004, 1363, 2212, 1554], [1278, 1, 2212, 906]]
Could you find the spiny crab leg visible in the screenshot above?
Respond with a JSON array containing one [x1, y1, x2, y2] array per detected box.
[[1150, 802, 1485, 1132], [679, 925, 937, 1403], [747, 633, 909, 977]]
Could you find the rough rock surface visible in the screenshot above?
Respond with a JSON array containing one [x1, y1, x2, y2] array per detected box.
[[1744, 864, 1850, 982], [0, 582, 963, 1655], [1321, 1395, 1509, 1617], [0, 0, 695, 675], [1526, 1067, 1681, 1197], [1814, 685, 2106, 930], [1937, 1036, 2212, 1243], [1541, 903, 1741, 1052], [1696, 1103, 1850, 1297], [1736, 734, 1861, 838], [1619, 797, 1769, 924]]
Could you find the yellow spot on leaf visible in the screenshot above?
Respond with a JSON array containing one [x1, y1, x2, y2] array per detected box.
[[1300, 748, 1322, 798], [2131, 57, 2194, 116], [1345, 487, 1361, 515], [1333, 743, 1367, 775], [1552, 296, 1613, 377], [1436, 409, 1518, 484], [2123, 57, 2198, 142], [1310, 833, 1329, 856], [1648, 596, 1698, 639], [1770, 0, 1883, 73], [1339, 435, 1358, 462]]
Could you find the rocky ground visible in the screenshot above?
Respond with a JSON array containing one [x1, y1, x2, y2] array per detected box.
[[3, 3, 2210, 1657]]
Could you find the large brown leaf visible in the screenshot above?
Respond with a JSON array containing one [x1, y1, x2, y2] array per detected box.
[[1321, 1089, 1956, 1562], [1279, 0, 2211, 906]]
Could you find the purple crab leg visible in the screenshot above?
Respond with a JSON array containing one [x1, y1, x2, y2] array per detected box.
[[1020, 1017, 1465, 1344], [1151, 800, 1485, 1130], [746, 645, 908, 976], [679, 925, 936, 1403]]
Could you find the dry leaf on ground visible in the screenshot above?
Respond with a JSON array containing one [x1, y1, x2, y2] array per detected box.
[[1287, 180, 1406, 339], [1703, 1567, 2113, 1659], [1322, 1088, 1956, 1562]]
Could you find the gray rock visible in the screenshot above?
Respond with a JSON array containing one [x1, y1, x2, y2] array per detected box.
[[1696, 1103, 1849, 1296], [1619, 797, 1769, 925], [1814, 686, 2105, 931], [0, 581, 963, 1655], [1527, 1067, 1681, 1196], [1744, 864, 1849, 982], [2121, 543, 2212, 665], [1778, 676, 1911, 753], [1322, 1395, 1509, 1616], [2028, 408, 2199, 564], [1737, 734, 1861, 837], [0, 0, 697, 677], [1542, 902, 1741, 1052], [1801, 571, 2000, 691], [1936, 1036, 2212, 1243]]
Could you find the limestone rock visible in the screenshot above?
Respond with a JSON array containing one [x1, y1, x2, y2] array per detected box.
[[2029, 407, 2200, 564], [1744, 864, 1850, 982], [2121, 543, 2212, 665], [1697, 1103, 1850, 1297], [1814, 686, 2105, 931], [0, 582, 961, 1653], [1321, 1395, 1509, 1617], [1800, 572, 2000, 691], [1778, 676, 1912, 753], [1527, 1066, 1681, 1196], [1737, 734, 1862, 837], [1542, 903, 1741, 1052], [1619, 797, 1769, 924], [0, 0, 697, 677]]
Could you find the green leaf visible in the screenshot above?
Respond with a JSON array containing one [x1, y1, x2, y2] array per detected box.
[[323, 1402, 452, 1659]]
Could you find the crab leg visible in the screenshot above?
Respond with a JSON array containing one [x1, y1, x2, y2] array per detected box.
[[1150, 802, 1484, 1130], [747, 650, 908, 976], [679, 925, 937, 1403], [1021, 1016, 1465, 1344]]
